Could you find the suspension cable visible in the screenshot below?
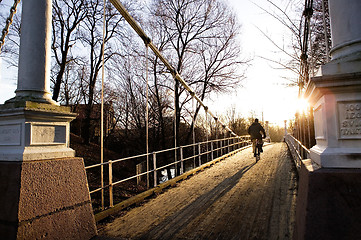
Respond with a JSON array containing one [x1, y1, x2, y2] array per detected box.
[[299, 0, 314, 93], [109, 0, 238, 138], [0, 0, 20, 53], [321, 0, 330, 62]]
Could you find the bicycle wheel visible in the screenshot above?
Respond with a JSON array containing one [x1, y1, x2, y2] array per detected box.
[[255, 142, 259, 162]]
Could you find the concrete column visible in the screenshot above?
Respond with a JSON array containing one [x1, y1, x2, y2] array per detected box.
[[13, 0, 55, 104]]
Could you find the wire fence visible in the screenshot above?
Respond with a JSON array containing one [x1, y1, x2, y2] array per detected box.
[[85, 135, 251, 212]]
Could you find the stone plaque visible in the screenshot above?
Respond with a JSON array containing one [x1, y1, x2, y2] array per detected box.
[[0, 124, 21, 146], [31, 125, 66, 145], [338, 101, 361, 139]]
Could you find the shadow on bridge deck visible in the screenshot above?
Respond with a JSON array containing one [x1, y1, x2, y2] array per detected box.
[[94, 142, 297, 240]]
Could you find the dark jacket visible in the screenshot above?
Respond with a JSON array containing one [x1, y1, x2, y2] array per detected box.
[[248, 122, 266, 140]]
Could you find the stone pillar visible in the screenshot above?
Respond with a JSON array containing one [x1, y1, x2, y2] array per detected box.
[[305, 0, 361, 168], [8, 0, 55, 104], [328, 0, 361, 61], [284, 120, 287, 136], [295, 0, 361, 239], [0, 0, 97, 238]]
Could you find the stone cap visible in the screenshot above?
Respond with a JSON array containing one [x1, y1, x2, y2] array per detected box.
[[305, 72, 361, 105], [0, 101, 77, 117]]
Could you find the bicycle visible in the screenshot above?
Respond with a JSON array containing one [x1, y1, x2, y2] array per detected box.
[[253, 139, 263, 162]]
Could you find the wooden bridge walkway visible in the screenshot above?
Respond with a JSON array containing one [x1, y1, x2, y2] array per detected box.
[[96, 143, 298, 240]]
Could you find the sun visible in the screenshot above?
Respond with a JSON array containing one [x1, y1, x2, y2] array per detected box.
[[296, 97, 310, 114]]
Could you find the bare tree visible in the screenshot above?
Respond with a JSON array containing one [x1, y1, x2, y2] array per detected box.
[[309, 0, 331, 75], [79, 0, 129, 144], [225, 106, 248, 136], [51, 0, 87, 101], [255, 0, 331, 87], [149, 0, 247, 146]]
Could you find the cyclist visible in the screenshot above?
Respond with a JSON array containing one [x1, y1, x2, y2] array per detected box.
[[248, 118, 266, 157]]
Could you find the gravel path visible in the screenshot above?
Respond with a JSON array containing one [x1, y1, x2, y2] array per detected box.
[[98, 142, 298, 240]]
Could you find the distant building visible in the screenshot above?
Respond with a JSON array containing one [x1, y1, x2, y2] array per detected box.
[[70, 103, 116, 143]]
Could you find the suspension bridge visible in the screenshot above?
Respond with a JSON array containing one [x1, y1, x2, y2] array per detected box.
[[1, 0, 361, 240]]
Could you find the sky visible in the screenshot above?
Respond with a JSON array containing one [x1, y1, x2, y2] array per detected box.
[[0, 0, 301, 127], [209, 0, 300, 126]]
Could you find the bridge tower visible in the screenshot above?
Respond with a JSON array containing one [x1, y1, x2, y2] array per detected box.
[[296, 0, 361, 239], [0, 0, 96, 239]]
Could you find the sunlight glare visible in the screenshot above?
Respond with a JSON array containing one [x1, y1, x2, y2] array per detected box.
[[296, 97, 310, 114]]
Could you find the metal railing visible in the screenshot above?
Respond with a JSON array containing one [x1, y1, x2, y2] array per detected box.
[[284, 134, 310, 171], [85, 135, 251, 211]]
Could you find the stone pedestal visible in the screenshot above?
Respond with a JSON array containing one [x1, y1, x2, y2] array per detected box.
[[305, 72, 361, 168], [294, 160, 361, 240], [0, 157, 97, 239], [0, 102, 76, 161], [0, 102, 97, 239]]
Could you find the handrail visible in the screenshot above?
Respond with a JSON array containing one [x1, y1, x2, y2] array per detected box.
[[86, 135, 251, 211], [284, 134, 310, 171]]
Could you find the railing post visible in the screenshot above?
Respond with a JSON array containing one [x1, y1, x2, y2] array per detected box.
[[206, 141, 209, 162], [228, 138, 230, 153], [297, 139, 300, 157], [109, 160, 113, 208], [174, 147, 177, 177], [153, 152, 157, 187], [198, 143, 201, 166], [220, 140, 223, 155], [211, 140, 214, 161], [180, 146, 184, 174], [193, 144, 196, 168]]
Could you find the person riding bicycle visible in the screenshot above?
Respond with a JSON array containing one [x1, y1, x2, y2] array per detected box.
[[248, 118, 266, 157]]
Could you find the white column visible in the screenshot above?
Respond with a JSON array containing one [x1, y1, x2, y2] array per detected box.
[[15, 0, 55, 104], [321, 0, 361, 75], [328, 0, 361, 60]]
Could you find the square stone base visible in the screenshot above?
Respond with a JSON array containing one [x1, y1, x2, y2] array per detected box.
[[0, 157, 97, 239], [294, 159, 361, 240]]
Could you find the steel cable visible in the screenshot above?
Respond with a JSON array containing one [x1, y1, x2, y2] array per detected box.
[[0, 0, 20, 53]]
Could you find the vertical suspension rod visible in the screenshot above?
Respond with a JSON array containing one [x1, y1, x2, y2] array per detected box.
[[100, 0, 106, 210]]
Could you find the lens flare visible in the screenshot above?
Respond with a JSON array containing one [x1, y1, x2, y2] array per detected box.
[[296, 97, 310, 114]]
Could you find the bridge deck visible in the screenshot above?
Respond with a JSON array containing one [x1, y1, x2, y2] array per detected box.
[[97, 143, 297, 240]]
